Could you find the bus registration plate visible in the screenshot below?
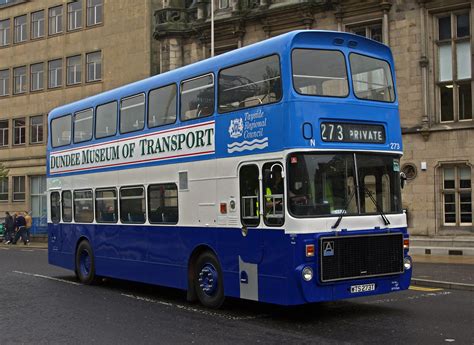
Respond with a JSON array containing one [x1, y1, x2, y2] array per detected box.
[[350, 283, 376, 293]]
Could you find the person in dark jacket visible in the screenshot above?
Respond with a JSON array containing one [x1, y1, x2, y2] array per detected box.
[[12, 212, 27, 245], [3, 212, 14, 244]]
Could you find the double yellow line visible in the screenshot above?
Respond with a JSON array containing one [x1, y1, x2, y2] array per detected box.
[[409, 285, 443, 292]]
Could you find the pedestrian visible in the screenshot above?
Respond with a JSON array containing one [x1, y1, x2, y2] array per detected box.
[[24, 211, 32, 244], [3, 212, 14, 244], [12, 212, 27, 245]]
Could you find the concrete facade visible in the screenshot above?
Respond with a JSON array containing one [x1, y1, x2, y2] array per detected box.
[[0, 0, 158, 233], [154, 0, 473, 238]]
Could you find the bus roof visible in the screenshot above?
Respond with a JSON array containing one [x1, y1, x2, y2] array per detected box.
[[48, 30, 393, 121]]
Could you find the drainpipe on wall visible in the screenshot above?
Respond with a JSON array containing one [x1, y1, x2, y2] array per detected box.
[[418, 0, 430, 140], [380, 1, 391, 45]]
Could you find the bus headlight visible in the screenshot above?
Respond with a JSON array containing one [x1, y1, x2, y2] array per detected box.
[[403, 257, 412, 271], [302, 266, 313, 281]]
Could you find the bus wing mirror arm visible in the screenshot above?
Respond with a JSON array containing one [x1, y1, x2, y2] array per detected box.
[[400, 172, 407, 189]]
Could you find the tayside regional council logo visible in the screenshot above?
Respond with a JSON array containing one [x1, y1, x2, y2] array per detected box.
[[227, 111, 269, 153], [228, 118, 244, 138]]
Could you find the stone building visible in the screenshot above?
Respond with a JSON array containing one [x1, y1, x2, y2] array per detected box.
[[0, 0, 472, 240], [154, 0, 473, 239], [0, 0, 158, 234]]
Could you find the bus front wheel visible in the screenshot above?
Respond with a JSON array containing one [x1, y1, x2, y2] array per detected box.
[[75, 240, 97, 285], [194, 252, 225, 309]]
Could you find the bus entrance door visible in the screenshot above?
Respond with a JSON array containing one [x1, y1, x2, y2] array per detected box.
[[236, 164, 264, 301]]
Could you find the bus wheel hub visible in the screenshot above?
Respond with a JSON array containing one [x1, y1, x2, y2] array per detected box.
[[198, 264, 218, 296]]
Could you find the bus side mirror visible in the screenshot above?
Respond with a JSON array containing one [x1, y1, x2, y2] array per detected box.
[[400, 172, 407, 189]]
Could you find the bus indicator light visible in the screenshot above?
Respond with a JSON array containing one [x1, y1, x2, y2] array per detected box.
[[403, 239, 409, 249], [306, 244, 315, 257], [220, 203, 227, 214]]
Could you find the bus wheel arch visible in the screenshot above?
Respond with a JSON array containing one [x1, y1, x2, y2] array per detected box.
[[75, 238, 98, 285], [187, 246, 224, 308]]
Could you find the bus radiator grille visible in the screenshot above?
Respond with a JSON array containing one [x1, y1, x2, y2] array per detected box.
[[319, 233, 404, 283]]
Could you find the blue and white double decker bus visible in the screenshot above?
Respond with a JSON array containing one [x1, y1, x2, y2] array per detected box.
[[48, 30, 412, 308]]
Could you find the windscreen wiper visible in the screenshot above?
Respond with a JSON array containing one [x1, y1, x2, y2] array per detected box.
[[363, 187, 390, 226], [331, 187, 356, 229]]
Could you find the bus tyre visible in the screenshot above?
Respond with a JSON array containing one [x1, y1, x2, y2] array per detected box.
[[75, 240, 97, 285], [194, 252, 224, 309]]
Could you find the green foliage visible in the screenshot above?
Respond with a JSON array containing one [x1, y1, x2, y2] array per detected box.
[[0, 163, 8, 179]]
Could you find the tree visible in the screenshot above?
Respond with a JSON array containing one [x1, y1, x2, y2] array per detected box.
[[0, 163, 8, 179]]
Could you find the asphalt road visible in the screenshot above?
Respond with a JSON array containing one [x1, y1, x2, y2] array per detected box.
[[0, 247, 472, 345]]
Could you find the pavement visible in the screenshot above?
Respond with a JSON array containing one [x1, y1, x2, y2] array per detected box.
[[3, 240, 474, 292], [410, 235, 474, 256]]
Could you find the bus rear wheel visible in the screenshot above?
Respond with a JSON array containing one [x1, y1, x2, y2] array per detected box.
[[75, 240, 97, 285], [194, 251, 224, 309]]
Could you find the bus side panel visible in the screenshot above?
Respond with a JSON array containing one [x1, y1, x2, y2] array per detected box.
[[215, 227, 262, 300], [255, 229, 295, 305], [215, 228, 298, 305]]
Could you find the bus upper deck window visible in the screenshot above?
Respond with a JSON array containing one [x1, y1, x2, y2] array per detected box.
[[181, 74, 214, 121], [218, 55, 282, 113], [350, 53, 395, 102], [51, 114, 71, 148], [120, 94, 145, 134], [292, 49, 348, 97], [96, 101, 117, 139], [74, 108, 93, 143], [148, 84, 177, 128]]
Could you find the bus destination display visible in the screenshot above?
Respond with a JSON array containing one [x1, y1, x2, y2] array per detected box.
[[320, 122, 386, 143]]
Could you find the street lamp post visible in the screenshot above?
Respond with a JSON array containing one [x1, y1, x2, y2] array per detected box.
[[211, 0, 214, 57]]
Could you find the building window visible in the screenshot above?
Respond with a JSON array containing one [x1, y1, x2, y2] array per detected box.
[[0, 19, 10, 46], [30, 115, 43, 144], [87, 0, 103, 26], [13, 118, 25, 145], [49, 6, 63, 35], [350, 23, 383, 42], [86, 51, 101, 82], [0, 69, 9, 96], [0, 120, 8, 146], [68, 0, 83, 31], [14, 15, 27, 43], [31, 10, 45, 39], [67, 55, 82, 85], [0, 177, 8, 202], [48, 59, 63, 88], [437, 12, 472, 122], [442, 165, 472, 226], [219, 0, 229, 9], [30, 176, 47, 231], [13, 66, 26, 94], [13, 176, 25, 201], [30, 63, 44, 91]]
